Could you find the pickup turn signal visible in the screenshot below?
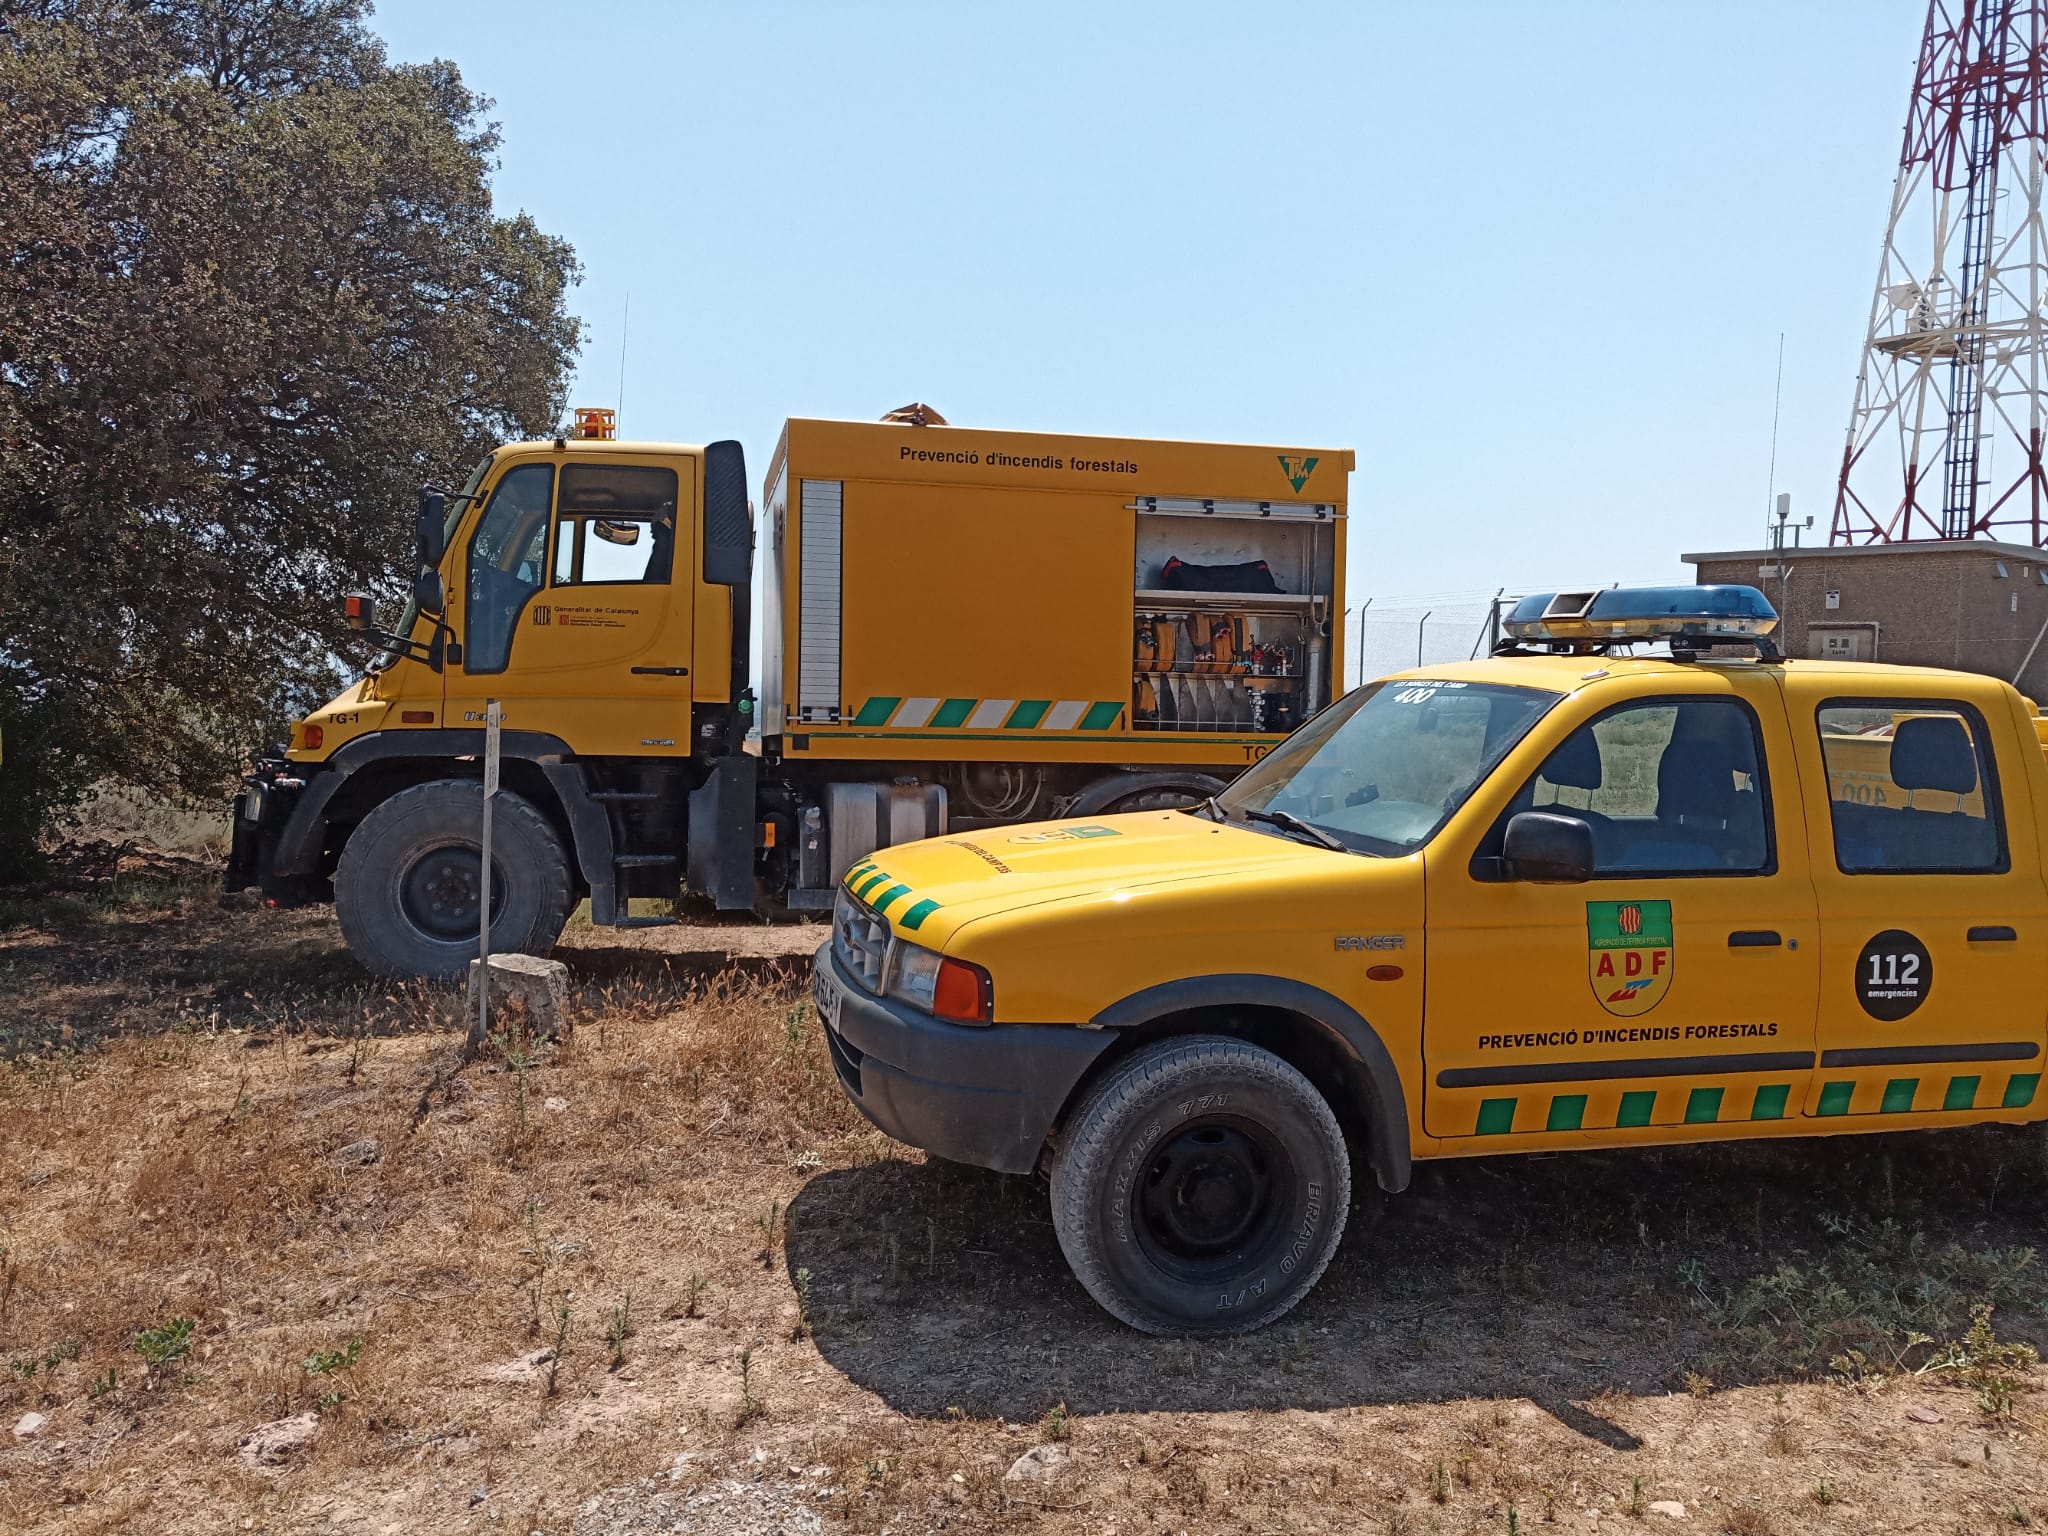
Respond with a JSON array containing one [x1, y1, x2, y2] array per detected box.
[[343, 593, 372, 630], [932, 957, 994, 1024]]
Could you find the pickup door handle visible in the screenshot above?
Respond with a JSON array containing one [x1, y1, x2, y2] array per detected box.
[[1728, 930, 1782, 948], [630, 666, 690, 676], [1968, 925, 2018, 943]]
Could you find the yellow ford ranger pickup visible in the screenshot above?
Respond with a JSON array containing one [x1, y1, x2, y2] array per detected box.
[[810, 586, 2048, 1334]]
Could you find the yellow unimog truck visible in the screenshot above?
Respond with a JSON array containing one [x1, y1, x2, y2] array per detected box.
[[811, 585, 2048, 1334], [225, 410, 1351, 978]]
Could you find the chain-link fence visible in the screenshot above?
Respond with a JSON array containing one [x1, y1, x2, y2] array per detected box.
[[1346, 595, 1510, 691]]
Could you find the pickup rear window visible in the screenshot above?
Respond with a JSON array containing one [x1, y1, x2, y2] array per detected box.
[[1816, 700, 2006, 874]]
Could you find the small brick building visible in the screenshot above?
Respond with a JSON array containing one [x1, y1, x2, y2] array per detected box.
[[1683, 540, 2048, 699]]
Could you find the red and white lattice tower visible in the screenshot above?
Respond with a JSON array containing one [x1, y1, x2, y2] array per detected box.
[[1833, 1, 2048, 544]]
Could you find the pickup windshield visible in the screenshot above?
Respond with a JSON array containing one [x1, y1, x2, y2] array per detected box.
[[1214, 679, 1560, 856]]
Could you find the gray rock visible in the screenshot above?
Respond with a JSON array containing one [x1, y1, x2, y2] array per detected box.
[[465, 953, 571, 1056], [330, 1137, 382, 1167], [237, 1412, 319, 1469], [1003, 1444, 1070, 1482], [1648, 1500, 1687, 1519], [14, 1411, 47, 1439]]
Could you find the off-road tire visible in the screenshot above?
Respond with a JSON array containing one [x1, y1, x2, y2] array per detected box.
[[1050, 1035, 1350, 1335], [335, 780, 572, 981]]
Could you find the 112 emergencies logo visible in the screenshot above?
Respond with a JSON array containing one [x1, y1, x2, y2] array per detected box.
[[1586, 900, 1674, 1016]]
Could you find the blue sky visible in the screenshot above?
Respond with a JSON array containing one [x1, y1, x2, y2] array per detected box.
[[375, 0, 1925, 613]]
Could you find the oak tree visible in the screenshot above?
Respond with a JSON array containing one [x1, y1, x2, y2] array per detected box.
[[0, 0, 581, 875]]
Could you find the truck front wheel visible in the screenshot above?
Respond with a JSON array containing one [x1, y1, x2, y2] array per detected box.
[[1050, 1036, 1350, 1335], [334, 780, 572, 980]]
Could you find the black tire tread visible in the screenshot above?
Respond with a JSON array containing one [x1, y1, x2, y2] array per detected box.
[[1051, 1034, 1350, 1336], [334, 780, 572, 980]]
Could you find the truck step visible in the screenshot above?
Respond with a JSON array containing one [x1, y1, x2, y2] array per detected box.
[[612, 915, 679, 929], [613, 853, 678, 868]]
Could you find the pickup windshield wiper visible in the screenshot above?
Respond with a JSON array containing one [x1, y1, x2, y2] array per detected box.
[[1189, 795, 1226, 822], [1239, 807, 1347, 852]]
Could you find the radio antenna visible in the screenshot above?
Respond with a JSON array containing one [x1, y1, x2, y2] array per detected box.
[[615, 292, 631, 422], [1763, 331, 1784, 546]]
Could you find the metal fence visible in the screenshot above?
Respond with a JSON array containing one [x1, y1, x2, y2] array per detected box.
[[1346, 596, 1508, 691]]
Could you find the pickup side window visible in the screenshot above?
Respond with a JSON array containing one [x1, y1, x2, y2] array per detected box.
[[1480, 696, 1774, 876], [1816, 699, 2006, 874], [464, 463, 555, 674], [550, 464, 679, 587]]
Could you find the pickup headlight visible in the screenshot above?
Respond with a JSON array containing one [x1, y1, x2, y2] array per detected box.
[[886, 940, 994, 1024]]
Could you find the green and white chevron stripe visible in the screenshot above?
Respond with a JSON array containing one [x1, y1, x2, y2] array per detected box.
[[845, 696, 1125, 731]]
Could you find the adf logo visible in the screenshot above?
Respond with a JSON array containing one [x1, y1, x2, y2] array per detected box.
[[1277, 454, 1320, 493], [531, 605, 552, 625], [1586, 899, 1674, 1016], [1010, 824, 1121, 844]]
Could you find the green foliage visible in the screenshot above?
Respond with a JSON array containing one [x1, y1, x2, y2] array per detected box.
[[1689, 1215, 2046, 1376], [303, 1339, 361, 1376], [1921, 1303, 2038, 1418], [134, 1315, 195, 1369], [0, 0, 581, 875], [604, 1293, 634, 1368]]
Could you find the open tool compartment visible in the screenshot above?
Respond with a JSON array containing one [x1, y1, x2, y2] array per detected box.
[[1131, 497, 1338, 734]]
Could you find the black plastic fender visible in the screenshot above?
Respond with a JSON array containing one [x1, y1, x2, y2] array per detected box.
[[270, 729, 617, 921], [1089, 974, 1413, 1193]]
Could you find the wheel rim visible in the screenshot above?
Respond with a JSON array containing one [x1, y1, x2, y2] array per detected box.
[[398, 841, 505, 942], [1132, 1117, 1293, 1282]]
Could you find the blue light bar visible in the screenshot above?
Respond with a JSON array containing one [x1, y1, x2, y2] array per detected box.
[[1504, 585, 1780, 644]]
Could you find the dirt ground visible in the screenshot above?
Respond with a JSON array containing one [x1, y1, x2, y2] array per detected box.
[[3, 850, 2047, 1535]]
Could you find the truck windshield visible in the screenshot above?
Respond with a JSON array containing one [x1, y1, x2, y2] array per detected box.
[[1215, 679, 1560, 856], [374, 453, 493, 671]]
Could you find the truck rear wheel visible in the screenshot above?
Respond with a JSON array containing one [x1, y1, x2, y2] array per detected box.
[[334, 780, 572, 981], [1050, 1035, 1350, 1335]]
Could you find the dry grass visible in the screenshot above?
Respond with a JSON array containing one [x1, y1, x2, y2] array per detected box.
[[2, 859, 2047, 1534]]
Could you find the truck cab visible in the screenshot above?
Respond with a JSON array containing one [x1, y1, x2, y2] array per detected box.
[[811, 585, 2048, 1334]]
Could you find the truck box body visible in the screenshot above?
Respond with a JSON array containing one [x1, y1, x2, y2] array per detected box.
[[760, 419, 1352, 770]]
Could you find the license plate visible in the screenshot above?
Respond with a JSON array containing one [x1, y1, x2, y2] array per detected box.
[[812, 966, 843, 1031]]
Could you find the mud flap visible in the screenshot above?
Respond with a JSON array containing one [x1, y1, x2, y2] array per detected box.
[[687, 755, 758, 910]]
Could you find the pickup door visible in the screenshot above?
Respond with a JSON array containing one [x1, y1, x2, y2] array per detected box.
[[1789, 680, 2048, 1121], [1423, 668, 1821, 1142]]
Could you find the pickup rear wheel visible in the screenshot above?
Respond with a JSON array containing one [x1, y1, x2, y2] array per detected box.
[[334, 780, 572, 980], [1050, 1036, 1350, 1335]]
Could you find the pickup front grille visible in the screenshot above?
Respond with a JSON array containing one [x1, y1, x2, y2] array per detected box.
[[832, 888, 890, 993]]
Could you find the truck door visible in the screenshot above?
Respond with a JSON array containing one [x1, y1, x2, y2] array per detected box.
[[1424, 677, 1820, 1142], [447, 454, 697, 757], [1794, 689, 2048, 1122]]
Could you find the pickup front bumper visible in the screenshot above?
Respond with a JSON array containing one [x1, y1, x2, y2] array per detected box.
[[812, 943, 1115, 1174]]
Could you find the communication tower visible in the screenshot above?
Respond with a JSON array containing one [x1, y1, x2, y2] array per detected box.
[[1833, 1, 2048, 544]]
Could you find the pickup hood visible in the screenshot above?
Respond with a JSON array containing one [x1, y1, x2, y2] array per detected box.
[[843, 810, 1319, 941]]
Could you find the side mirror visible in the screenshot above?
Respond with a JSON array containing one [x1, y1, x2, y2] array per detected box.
[[593, 519, 642, 547], [1503, 810, 1594, 883], [702, 440, 752, 587], [413, 569, 446, 615], [416, 489, 447, 571]]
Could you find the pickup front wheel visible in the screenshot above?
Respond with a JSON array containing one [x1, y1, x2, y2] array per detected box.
[[1050, 1036, 1350, 1335]]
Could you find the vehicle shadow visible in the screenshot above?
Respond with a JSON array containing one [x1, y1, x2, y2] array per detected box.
[[552, 944, 806, 992], [786, 1123, 2048, 1428]]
